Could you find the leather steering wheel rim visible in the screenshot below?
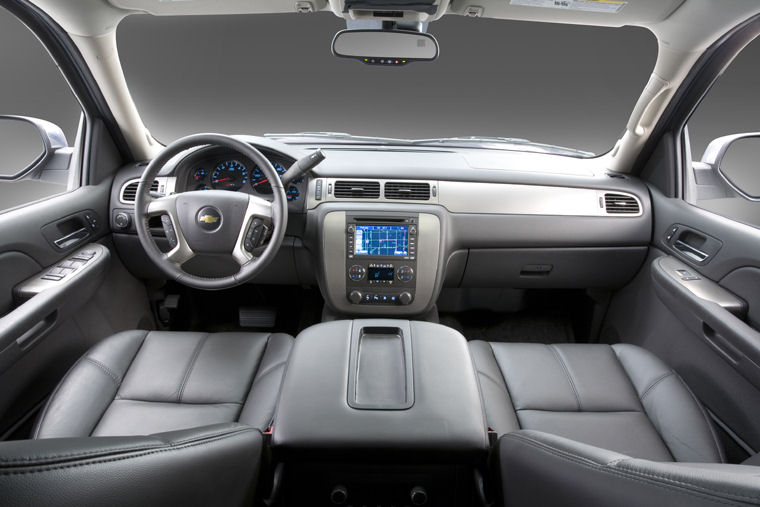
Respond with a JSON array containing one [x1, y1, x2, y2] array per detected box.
[[134, 133, 288, 290]]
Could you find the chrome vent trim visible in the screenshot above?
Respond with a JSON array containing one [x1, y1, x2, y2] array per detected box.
[[334, 180, 381, 199], [385, 181, 430, 200], [604, 193, 641, 214], [119, 177, 175, 204]]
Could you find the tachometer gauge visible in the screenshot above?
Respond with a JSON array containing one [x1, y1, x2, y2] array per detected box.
[[211, 160, 247, 191], [250, 161, 288, 194], [192, 168, 207, 182], [286, 185, 300, 202]]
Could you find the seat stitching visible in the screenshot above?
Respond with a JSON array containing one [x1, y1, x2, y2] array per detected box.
[[249, 360, 287, 388], [475, 369, 510, 395], [83, 358, 122, 386], [504, 434, 748, 505], [548, 345, 582, 411], [91, 331, 151, 436], [177, 333, 209, 403], [236, 333, 273, 421], [0, 442, 165, 464], [640, 372, 674, 401], [110, 398, 242, 406], [31, 356, 87, 439], [0, 428, 257, 475]]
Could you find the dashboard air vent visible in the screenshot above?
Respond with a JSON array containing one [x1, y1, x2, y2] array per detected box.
[[334, 180, 380, 199], [604, 193, 640, 214], [121, 180, 159, 202], [384, 182, 430, 200]]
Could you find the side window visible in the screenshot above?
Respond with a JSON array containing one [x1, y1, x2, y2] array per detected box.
[[0, 7, 83, 213], [685, 36, 760, 228]]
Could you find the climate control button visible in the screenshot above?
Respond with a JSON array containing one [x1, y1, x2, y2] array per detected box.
[[348, 264, 366, 281], [397, 266, 414, 282]]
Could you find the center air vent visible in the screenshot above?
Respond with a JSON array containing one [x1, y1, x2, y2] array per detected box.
[[384, 182, 430, 200], [334, 180, 380, 199], [121, 180, 159, 202], [604, 193, 640, 214]]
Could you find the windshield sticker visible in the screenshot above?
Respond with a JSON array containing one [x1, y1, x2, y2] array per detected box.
[[510, 0, 626, 13]]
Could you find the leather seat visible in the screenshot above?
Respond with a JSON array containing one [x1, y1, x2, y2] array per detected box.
[[0, 330, 293, 506], [469, 342, 760, 507], [469, 341, 724, 462], [34, 330, 293, 437]]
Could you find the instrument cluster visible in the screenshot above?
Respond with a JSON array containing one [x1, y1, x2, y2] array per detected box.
[[183, 151, 304, 204]]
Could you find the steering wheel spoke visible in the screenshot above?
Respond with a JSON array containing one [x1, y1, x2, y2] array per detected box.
[[233, 195, 275, 266]]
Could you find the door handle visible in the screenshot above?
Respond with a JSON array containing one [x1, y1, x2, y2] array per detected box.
[[53, 227, 90, 249], [673, 240, 709, 262]]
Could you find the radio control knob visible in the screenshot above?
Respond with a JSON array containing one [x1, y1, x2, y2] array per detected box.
[[348, 290, 363, 304], [347, 224, 355, 234], [399, 292, 413, 305]]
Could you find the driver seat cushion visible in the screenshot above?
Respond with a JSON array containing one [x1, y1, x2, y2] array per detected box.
[[33, 330, 293, 438]]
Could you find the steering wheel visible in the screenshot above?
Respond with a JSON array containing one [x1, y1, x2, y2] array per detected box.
[[134, 133, 288, 290]]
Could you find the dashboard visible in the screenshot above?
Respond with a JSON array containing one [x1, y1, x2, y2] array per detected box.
[[109, 135, 654, 317], [176, 147, 307, 210]]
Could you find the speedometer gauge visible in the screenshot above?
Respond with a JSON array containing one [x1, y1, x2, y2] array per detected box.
[[250, 161, 288, 194], [211, 160, 247, 191]]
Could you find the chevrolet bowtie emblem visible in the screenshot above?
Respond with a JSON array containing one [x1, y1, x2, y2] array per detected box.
[[199, 215, 219, 224]]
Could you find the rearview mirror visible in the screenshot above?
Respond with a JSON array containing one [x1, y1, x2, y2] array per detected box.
[[332, 29, 439, 66]]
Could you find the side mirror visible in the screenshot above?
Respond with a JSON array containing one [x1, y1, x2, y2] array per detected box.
[[701, 133, 760, 199], [0, 115, 68, 180], [332, 29, 439, 66]]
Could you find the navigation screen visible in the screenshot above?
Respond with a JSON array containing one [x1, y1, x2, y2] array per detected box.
[[354, 225, 409, 256]]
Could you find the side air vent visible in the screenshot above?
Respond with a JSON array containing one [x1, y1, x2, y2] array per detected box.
[[334, 180, 380, 199], [121, 180, 159, 202], [384, 182, 430, 201], [604, 193, 640, 214]]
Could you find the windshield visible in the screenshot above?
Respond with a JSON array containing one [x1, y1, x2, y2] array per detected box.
[[117, 13, 657, 157]]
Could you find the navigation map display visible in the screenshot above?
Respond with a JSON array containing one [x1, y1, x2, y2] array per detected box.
[[354, 225, 409, 256]]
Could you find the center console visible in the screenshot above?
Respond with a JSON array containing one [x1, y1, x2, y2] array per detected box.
[[321, 211, 441, 316], [271, 320, 489, 506]]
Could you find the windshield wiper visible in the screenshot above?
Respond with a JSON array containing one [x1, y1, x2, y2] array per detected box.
[[412, 136, 594, 157], [265, 132, 412, 144]]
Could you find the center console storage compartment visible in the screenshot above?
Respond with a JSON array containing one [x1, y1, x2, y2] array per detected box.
[[271, 319, 488, 506]]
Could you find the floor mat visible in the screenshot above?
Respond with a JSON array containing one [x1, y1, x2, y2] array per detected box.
[[439, 310, 575, 343]]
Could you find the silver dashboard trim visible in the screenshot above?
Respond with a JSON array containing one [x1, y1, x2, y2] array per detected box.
[[308, 178, 642, 217]]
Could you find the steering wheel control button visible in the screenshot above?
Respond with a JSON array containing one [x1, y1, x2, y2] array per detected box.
[[197, 206, 222, 231], [245, 218, 269, 252], [348, 264, 366, 281], [160, 215, 178, 248], [397, 265, 414, 282]]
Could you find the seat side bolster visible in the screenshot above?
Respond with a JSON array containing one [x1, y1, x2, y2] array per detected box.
[[612, 344, 725, 463], [0, 423, 262, 507], [238, 333, 294, 430], [33, 330, 149, 439], [498, 430, 760, 507], [468, 340, 520, 436]]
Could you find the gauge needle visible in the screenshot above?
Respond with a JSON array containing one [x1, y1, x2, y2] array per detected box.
[[252, 180, 268, 187], [213, 178, 230, 183]]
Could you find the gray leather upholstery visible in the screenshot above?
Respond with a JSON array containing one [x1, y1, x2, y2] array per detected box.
[[0, 423, 262, 507], [497, 430, 760, 507], [33, 330, 293, 438], [469, 341, 724, 462]]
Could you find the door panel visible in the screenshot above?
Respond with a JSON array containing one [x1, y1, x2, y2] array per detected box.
[[604, 186, 760, 455]]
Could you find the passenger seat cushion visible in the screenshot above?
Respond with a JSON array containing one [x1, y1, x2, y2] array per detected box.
[[470, 341, 724, 462], [497, 431, 758, 507], [33, 331, 293, 438]]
